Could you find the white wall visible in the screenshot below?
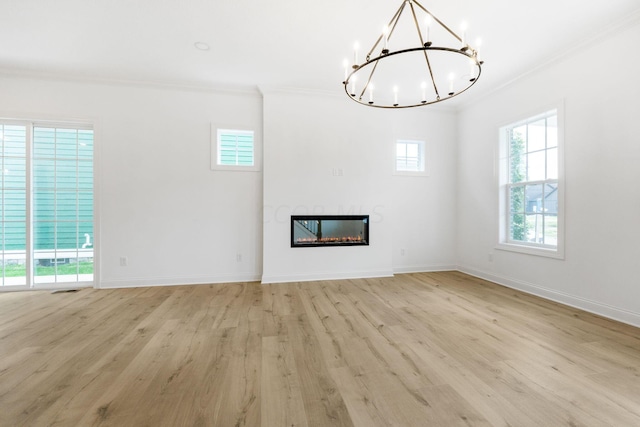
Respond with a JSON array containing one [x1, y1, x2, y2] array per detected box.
[[0, 75, 457, 289], [391, 117, 458, 273], [261, 89, 458, 283], [457, 21, 640, 326], [0, 76, 264, 288]]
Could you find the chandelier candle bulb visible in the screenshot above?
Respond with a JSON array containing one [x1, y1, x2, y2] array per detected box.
[[421, 82, 427, 102], [351, 76, 357, 96], [383, 25, 389, 53], [424, 15, 431, 45], [448, 73, 454, 95], [461, 22, 467, 49], [369, 84, 374, 104], [393, 86, 399, 106], [353, 42, 359, 66], [343, 59, 349, 82]]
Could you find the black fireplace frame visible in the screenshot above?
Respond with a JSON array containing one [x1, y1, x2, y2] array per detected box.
[[291, 215, 370, 248]]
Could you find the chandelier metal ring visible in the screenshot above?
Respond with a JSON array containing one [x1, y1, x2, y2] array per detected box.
[[343, 46, 482, 108]]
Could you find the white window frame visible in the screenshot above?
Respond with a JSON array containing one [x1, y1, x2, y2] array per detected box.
[[394, 139, 429, 176], [497, 105, 565, 259], [211, 125, 260, 172]]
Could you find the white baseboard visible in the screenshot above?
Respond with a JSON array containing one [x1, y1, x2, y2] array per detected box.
[[99, 272, 262, 289], [393, 264, 457, 274], [261, 269, 394, 284], [457, 265, 640, 328]]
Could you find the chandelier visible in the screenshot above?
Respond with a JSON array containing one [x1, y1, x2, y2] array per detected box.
[[343, 0, 483, 108]]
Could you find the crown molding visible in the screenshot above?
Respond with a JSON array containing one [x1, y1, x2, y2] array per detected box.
[[257, 84, 340, 98], [462, 7, 640, 109], [0, 67, 262, 97]]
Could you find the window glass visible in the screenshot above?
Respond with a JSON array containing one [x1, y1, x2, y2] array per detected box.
[[527, 151, 546, 181], [547, 115, 558, 148], [395, 140, 425, 173], [0, 124, 27, 286], [217, 129, 254, 167], [546, 148, 558, 179], [527, 119, 546, 152]]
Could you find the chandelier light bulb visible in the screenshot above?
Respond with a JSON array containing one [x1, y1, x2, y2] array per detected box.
[[383, 25, 390, 52], [351, 75, 357, 96], [421, 82, 427, 103], [461, 21, 467, 48], [475, 38, 483, 62], [448, 73, 455, 95], [353, 42, 360, 66], [424, 15, 432, 44], [343, 58, 349, 82], [369, 83, 374, 104], [393, 86, 399, 106]]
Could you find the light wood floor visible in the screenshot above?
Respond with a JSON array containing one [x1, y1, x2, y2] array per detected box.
[[1, 272, 640, 426]]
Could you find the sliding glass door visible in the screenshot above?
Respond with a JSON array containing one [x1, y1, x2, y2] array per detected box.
[[0, 121, 94, 289]]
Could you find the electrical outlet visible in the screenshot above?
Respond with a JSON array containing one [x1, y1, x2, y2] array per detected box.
[[120, 256, 128, 267]]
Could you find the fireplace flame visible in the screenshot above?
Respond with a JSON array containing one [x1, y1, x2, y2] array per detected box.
[[296, 235, 363, 244]]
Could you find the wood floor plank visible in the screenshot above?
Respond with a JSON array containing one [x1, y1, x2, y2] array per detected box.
[[342, 367, 442, 426], [1, 272, 640, 426], [261, 336, 309, 427], [329, 366, 390, 427], [417, 384, 492, 427], [388, 323, 540, 427], [285, 310, 354, 427], [330, 292, 441, 391], [1, 288, 173, 424], [501, 357, 640, 426], [76, 318, 185, 426]]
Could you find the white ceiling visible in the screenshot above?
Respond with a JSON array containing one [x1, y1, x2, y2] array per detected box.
[[2, 0, 639, 105]]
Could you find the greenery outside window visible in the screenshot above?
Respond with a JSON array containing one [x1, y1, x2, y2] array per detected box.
[[498, 108, 564, 258]]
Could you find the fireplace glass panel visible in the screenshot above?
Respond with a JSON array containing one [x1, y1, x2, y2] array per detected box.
[[291, 215, 369, 247]]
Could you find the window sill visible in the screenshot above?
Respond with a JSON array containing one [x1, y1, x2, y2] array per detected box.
[[211, 165, 261, 172], [393, 170, 429, 177], [495, 242, 564, 260]]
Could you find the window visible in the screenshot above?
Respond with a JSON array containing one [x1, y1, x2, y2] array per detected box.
[[395, 140, 427, 175], [498, 109, 563, 258], [0, 121, 94, 288], [211, 127, 259, 171]]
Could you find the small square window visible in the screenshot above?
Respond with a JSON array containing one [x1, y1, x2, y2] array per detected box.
[[394, 140, 427, 175], [211, 127, 260, 171]]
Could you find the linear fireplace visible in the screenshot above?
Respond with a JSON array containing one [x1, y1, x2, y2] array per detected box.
[[291, 215, 369, 247]]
